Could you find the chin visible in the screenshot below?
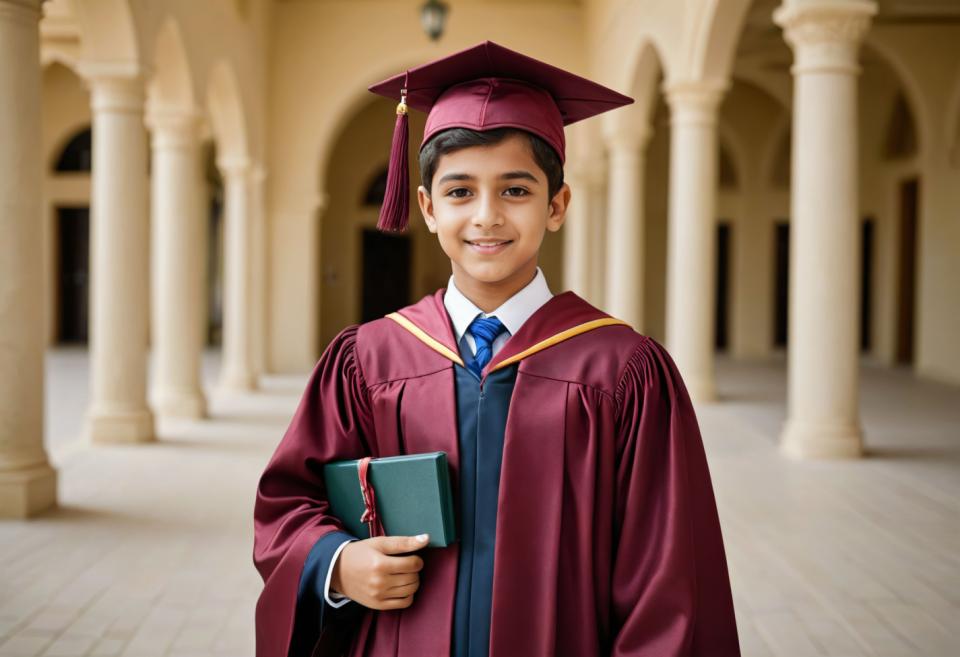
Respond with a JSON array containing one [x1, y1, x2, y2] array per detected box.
[[460, 262, 517, 284]]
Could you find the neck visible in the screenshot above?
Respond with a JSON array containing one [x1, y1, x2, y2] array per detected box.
[[452, 261, 538, 314]]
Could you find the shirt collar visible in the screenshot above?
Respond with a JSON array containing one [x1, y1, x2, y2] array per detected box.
[[443, 267, 553, 344]]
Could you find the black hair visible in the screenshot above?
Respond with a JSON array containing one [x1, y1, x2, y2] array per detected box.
[[418, 127, 565, 201]]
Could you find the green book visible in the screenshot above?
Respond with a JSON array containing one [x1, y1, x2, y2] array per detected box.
[[322, 451, 457, 548]]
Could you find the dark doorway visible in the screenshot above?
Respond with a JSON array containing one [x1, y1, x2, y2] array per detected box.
[[861, 218, 874, 352], [715, 222, 731, 351], [207, 195, 224, 346], [361, 229, 411, 322], [773, 221, 789, 348], [896, 178, 919, 364], [57, 207, 90, 344]]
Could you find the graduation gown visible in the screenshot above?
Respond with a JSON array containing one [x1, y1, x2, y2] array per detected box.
[[253, 289, 740, 657]]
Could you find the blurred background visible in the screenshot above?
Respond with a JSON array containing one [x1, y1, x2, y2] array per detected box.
[[0, 0, 957, 655]]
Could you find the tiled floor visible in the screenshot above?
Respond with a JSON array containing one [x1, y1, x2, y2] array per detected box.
[[0, 348, 957, 656]]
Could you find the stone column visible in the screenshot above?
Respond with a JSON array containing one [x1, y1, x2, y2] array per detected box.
[[218, 157, 257, 391], [664, 80, 726, 403], [84, 71, 154, 443], [562, 160, 593, 299], [0, 0, 57, 517], [250, 165, 267, 378], [775, 0, 875, 458], [147, 109, 208, 417], [588, 175, 607, 308], [604, 128, 650, 332]]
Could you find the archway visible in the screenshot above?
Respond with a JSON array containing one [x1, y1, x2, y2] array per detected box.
[[42, 61, 93, 347], [52, 125, 92, 345], [318, 96, 431, 350]]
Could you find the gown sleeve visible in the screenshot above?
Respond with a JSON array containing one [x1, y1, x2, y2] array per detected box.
[[609, 337, 740, 657], [253, 325, 375, 657]]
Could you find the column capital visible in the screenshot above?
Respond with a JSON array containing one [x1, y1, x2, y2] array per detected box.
[[145, 107, 203, 151], [664, 78, 727, 127], [774, 0, 876, 74], [81, 67, 146, 114]]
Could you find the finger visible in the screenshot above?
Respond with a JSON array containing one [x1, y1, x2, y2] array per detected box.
[[385, 574, 419, 590], [385, 554, 424, 574], [385, 580, 420, 597], [374, 534, 430, 555], [379, 595, 415, 610]]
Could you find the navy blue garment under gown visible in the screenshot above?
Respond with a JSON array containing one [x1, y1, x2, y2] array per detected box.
[[451, 334, 518, 657], [292, 334, 518, 657]]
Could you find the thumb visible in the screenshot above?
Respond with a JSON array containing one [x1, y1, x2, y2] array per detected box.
[[375, 533, 430, 554]]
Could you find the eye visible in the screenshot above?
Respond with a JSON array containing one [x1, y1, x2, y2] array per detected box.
[[503, 187, 530, 197], [446, 187, 471, 198]]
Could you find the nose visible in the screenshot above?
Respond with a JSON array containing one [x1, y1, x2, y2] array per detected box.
[[472, 191, 503, 229]]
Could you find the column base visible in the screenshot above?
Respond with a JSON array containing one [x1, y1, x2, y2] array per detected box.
[[87, 408, 155, 444], [218, 369, 258, 392], [153, 388, 207, 419], [780, 418, 863, 459], [0, 463, 57, 518]]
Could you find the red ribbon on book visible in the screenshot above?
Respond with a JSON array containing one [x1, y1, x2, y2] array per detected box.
[[357, 457, 385, 538]]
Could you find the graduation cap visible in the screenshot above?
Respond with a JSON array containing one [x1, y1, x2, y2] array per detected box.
[[367, 40, 634, 232]]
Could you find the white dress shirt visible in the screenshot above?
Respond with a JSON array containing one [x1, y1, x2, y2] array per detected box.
[[444, 266, 553, 358], [323, 267, 553, 607]]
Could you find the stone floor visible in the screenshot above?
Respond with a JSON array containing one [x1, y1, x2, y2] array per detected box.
[[0, 348, 957, 656]]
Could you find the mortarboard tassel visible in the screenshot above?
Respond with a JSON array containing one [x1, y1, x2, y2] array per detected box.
[[377, 86, 410, 232]]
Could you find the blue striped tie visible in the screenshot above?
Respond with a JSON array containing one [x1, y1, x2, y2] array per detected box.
[[467, 315, 506, 378]]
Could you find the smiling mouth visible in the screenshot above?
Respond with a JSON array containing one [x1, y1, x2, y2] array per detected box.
[[464, 240, 513, 253]]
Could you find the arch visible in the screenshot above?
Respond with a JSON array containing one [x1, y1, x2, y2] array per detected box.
[[52, 125, 93, 172], [314, 53, 443, 189], [206, 59, 249, 163], [882, 91, 918, 160], [683, 0, 754, 82], [148, 17, 197, 113], [861, 38, 927, 159], [759, 110, 790, 189], [362, 165, 389, 207], [945, 61, 960, 167], [717, 124, 744, 191], [602, 38, 666, 142], [618, 33, 670, 97]]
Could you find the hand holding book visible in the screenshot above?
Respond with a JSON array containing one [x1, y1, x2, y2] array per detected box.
[[330, 534, 429, 610]]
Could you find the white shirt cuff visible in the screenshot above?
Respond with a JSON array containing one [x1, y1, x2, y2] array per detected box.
[[324, 538, 358, 607]]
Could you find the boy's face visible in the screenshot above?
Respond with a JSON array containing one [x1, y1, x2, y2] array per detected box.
[[417, 133, 570, 296]]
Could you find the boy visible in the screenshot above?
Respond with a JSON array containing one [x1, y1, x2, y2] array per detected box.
[[254, 41, 740, 657]]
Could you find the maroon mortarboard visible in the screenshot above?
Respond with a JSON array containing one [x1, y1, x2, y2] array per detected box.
[[367, 40, 634, 232]]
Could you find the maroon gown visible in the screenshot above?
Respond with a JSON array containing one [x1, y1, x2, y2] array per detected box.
[[253, 289, 740, 657]]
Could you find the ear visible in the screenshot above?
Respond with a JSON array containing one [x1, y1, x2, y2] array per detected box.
[[417, 185, 438, 233], [546, 183, 571, 233]]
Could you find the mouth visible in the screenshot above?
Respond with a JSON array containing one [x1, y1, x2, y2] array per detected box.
[[464, 240, 513, 255], [464, 239, 513, 255]]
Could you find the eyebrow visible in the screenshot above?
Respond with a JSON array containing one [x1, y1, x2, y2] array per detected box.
[[436, 170, 540, 186]]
